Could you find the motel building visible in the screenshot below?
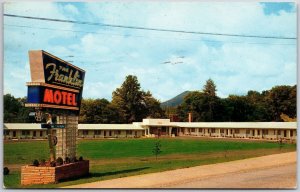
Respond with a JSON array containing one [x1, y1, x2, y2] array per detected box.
[[3, 119, 297, 142]]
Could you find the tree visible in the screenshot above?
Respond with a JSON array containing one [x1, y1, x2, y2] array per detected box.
[[178, 91, 204, 122], [111, 75, 144, 123], [79, 98, 119, 123], [4, 94, 21, 122], [4, 94, 34, 123], [203, 78, 217, 97], [225, 95, 252, 122], [152, 140, 162, 160], [111, 75, 164, 123], [143, 91, 165, 118], [265, 85, 296, 121], [245, 91, 269, 122], [177, 90, 227, 122], [203, 79, 217, 121]]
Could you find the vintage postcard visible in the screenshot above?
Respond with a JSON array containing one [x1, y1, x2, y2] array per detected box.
[[3, 1, 297, 189]]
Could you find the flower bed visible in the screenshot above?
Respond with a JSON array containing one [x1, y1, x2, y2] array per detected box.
[[21, 160, 89, 185]]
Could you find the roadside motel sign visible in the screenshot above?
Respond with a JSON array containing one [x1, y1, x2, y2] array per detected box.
[[25, 50, 85, 112], [22, 50, 89, 185], [24, 50, 86, 162]]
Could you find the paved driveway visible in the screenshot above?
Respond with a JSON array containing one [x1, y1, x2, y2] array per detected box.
[[64, 152, 296, 189]]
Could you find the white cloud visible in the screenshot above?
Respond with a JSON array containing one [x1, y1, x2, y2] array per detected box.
[[63, 4, 79, 15], [3, 2, 296, 102]]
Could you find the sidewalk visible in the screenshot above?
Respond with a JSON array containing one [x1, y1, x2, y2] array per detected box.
[[64, 152, 297, 188]]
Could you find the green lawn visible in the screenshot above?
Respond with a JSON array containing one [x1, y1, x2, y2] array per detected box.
[[3, 138, 296, 188]]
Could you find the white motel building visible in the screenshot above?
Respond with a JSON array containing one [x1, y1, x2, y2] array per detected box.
[[3, 119, 297, 142]]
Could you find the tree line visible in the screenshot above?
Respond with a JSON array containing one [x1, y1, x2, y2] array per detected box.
[[3, 75, 296, 123], [175, 79, 296, 122]]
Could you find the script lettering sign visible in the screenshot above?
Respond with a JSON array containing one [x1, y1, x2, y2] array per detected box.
[[42, 53, 84, 90], [26, 50, 85, 111]]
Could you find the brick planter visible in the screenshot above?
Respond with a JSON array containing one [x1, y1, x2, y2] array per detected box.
[[21, 160, 89, 185]]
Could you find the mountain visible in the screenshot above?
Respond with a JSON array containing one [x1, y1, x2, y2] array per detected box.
[[161, 91, 191, 108]]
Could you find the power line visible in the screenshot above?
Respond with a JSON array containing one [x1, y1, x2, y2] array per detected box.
[[4, 14, 297, 40], [4, 24, 296, 46]]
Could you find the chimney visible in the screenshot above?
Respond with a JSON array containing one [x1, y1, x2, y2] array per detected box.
[[188, 112, 192, 122]]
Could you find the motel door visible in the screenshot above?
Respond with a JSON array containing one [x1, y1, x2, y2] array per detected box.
[[13, 131, 16, 137], [157, 128, 161, 137], [284, 130, 287, 137], [171, 128, 178, 136]]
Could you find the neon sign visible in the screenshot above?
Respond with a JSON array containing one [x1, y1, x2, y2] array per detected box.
[[25, 50, 85, 111]]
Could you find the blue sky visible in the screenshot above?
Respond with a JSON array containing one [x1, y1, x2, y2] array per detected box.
[[3, 2, 297, 102]]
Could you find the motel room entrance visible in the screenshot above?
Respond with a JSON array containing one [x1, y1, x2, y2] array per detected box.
[[171, 127, 178, 136], [149, 126, 171, 137]]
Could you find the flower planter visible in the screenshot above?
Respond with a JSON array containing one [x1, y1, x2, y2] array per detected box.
[[21, 160, 89, 185]]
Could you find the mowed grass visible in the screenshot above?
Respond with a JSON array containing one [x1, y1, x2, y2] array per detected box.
[[3, 137, 296, 188]]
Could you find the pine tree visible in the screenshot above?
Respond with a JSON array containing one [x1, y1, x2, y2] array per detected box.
[[203, 78, 217, 97], [203, 79, 217, 121]]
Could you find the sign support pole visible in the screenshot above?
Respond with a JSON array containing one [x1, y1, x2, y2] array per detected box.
[[47, 128, 56, 162]]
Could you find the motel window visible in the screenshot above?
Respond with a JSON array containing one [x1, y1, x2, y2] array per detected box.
[[199, 129, 202, 133], [40, 131, 43, 137], [4, 130, 10, 136], [191, 129, 195, 132], [230, 129, 233, 134], [246, 130, 250, 134], [21, 130, 30, 136], [83, 130, 88, 136], [290, 130, 293, 137], [94, 130, 101, 135], [115, 130, 121, 135], [33, 131, 36, 137], [263, 130, 268, 135], [220, 129, 224, 133], [127, 130, 132, 135], [257, 130, 260, 135], [234, 129, 240, 134], [277, 130, 281, 135], [274, 130, 276, 135], [211, 129, 216, 133]]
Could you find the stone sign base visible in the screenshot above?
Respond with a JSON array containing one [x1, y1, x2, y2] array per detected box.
[[21, 160, 89, 185]]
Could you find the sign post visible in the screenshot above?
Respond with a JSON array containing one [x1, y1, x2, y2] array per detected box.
[[22, 50, 88, 185], [25, 50, 85, 160]]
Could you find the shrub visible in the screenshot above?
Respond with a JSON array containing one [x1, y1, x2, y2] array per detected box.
[[79, 156, 83, 161], [65, 157, 70, 164], [70, 157, 77, 163], [32, 159, 39, 166], [56, 157, 63, 166], [40, 159, 46, 166], [3, 167, 9, 175], [152, 140, 162, 160], [50, 161, 56, 167]]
